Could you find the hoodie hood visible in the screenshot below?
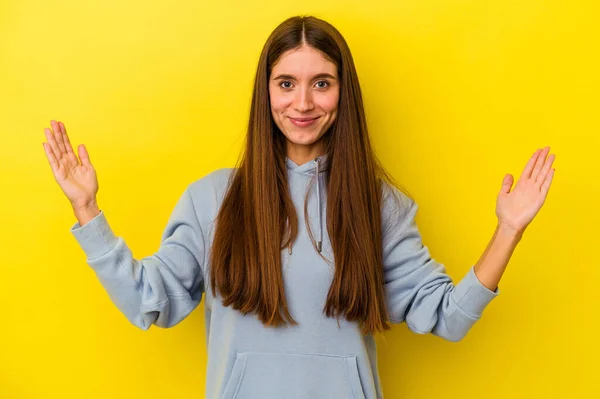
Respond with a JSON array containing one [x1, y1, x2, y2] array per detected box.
[[285, 153, 329, 175], [284, 153, 328, 254]]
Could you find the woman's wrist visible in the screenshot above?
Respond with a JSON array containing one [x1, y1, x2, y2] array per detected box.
[[72, 201, 101, 226]]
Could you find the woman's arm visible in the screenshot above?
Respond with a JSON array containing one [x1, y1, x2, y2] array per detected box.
[[70, 186, 206, 330], [381, 146, 555, 342], [475, 146, 556, 290]]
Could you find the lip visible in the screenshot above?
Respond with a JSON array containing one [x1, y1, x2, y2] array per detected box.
[[289, 116, 320, 127]]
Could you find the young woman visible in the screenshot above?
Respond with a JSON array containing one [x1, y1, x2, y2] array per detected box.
[[43, 15, 555, 399]]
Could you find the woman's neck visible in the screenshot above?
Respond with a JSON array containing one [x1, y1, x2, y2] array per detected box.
[[286, 140, 326, 165]]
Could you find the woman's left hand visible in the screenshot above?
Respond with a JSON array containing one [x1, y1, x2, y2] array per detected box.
[[496, 146, 556, 236]]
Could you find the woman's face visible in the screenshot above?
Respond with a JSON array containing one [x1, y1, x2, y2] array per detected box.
[[269, 44, 339, 163]]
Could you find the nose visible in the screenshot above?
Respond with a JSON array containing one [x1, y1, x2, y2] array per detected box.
[[293, 87, 315, 112]]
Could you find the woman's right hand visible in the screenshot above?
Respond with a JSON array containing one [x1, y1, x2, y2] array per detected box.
[[43, 120, 99, 210]]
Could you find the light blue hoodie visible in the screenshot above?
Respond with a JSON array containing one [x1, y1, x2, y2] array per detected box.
[[70, 154, 499, 399]]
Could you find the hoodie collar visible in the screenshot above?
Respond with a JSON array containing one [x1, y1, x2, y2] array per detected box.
[[285, 153, 329, 175], [284, 153, 327, 254]]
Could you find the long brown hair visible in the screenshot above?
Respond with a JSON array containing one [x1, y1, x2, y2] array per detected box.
[[209, 15, 411, 335]]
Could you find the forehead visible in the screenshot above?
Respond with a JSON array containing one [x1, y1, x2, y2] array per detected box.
[[271, 45, 337, 78]]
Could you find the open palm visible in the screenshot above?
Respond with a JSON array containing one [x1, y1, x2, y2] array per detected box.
[[43, 120, 99, 208], [496, 146, 556, 235]]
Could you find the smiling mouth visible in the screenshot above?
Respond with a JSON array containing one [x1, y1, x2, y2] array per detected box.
[[289, 116, 321, 127]]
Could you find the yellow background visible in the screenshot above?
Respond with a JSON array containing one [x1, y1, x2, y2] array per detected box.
[[1, 0, 597, 397]]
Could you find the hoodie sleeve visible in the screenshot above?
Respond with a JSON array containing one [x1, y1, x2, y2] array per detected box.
[[381, 184, 499, 342], [69, 186, 205, 330]]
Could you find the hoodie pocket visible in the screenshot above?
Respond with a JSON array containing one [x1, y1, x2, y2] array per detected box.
[[220, 351, 366, 399]]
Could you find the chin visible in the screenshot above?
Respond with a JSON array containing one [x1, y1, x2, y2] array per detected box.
[[285, 130, 323, 145]]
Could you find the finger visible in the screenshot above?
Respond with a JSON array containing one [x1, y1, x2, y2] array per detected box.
[[501, 174, 514, 194], [78, 144, 93, 168], [520, 148, 541, 181], [44, 127, 62, 163], [540, 168, 555, 200], [59, 121, 79, 163], [536, 153, 555, 186], [51, 120, 67, 155], [531, 146, 550, 182], [43, 142, 59, 173]]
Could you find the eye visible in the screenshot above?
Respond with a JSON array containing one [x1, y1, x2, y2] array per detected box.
[[279, 81, 293, 89], [315, 81, 329, 89]]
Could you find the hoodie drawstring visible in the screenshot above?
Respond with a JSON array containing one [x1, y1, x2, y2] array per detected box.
[[287, 156, 323, 255], [314, 157, 323, 253]]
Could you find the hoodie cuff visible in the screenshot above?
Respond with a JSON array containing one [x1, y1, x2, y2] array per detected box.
[[70, 210, 119, 260], [451, 266, 499, 319]]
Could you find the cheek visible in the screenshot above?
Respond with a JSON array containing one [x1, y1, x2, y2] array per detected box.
[[269, 90, 291, 114], [318, 92, 340, 114]]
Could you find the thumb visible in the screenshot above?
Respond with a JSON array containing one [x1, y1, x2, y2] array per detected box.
[[78, 144, 93, 169], [500, 173, 514, 194]]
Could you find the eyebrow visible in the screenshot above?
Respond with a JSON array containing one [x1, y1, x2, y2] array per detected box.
[[272, 73, 337, 81]]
